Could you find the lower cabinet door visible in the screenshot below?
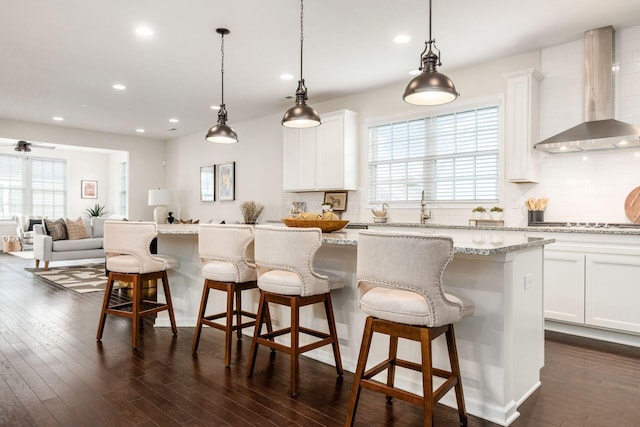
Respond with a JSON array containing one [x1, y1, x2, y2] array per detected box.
[[585, 253, 640, 334], [544, 251, 585, 323]]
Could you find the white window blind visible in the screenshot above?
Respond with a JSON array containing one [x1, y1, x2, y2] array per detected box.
[[368, 105, 499, 204], [0, 155, 66, 219]]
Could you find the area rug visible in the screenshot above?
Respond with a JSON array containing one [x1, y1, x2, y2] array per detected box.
[[28, 263, 111, 293]]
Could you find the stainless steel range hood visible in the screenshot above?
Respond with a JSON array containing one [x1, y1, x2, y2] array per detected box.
[[535, 26, 640, 153]]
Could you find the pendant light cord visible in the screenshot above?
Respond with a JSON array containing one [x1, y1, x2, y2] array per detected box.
[[220, 32, 225, 105], [299, 0, 304, 80], [428, 0, 432, 42]]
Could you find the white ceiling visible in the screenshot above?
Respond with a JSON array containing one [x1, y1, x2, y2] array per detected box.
[[2, 0, 640, 141]]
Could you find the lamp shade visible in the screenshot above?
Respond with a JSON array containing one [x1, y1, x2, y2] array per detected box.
[[148, 189, 171, 206], [206, 123, 239, 143], [281, 103, 322, 128]]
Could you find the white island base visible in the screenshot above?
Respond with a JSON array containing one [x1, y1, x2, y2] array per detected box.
[[153, 226, 549, 426]]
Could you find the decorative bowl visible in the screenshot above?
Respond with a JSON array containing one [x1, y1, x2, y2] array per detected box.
[[281, 218, 350, 232]]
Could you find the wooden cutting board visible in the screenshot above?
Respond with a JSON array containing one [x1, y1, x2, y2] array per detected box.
[[624, 186, 640, 223]]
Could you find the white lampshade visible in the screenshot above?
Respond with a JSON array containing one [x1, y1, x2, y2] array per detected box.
[[148, 189, 171, 206], [148, 189, 171, 224]]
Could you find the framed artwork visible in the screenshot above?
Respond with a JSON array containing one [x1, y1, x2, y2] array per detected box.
[[323, 191, 348, 212], [200, 165, 215, 201], [217, 161, 235, 201], [289, 201, 306, 216], [81, 180, 98, 199]]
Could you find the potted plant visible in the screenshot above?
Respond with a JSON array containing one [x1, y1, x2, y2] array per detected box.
[[472, 206, 486, 219], [85, 203, 106, 217], [490, 206, 504, 220]]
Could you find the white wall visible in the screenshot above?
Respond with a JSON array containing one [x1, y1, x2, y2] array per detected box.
[[511, 25, 640, 224], [0, 118, 165, 221]]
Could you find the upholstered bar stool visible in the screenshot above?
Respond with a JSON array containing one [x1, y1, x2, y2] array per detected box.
[[97, 221, 178, 348], [192, 224, 271, 367], [247, 225, 343, 396], [345, 231, 474, 427]]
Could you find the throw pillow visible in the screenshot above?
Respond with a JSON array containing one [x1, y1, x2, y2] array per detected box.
[[44, 218, 68, 241], [27, 218, 42, 232], [65, 217, 88, 240]]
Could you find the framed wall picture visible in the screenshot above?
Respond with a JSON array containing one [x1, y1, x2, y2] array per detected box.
[[217, 161, 235, 201], [323, 191, 348, 212], [81, 180, 98, 199], [289, 201, 306, 216], [200, 165, 215, 201]]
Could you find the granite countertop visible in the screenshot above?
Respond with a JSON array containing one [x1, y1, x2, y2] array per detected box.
[[357, 221, 640, 236], [321, 229, 554, 256], [157, 223, 554, 256]]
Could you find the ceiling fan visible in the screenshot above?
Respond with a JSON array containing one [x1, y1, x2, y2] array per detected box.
[[0, 140, 56, 152]]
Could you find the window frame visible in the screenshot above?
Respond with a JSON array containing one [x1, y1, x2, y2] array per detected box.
[[366, 96, 504, 209]]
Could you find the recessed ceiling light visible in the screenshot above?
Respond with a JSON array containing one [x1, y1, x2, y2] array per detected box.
[[52, 116, 64, 121], [280, 73, 294, 80], [169, 118, 179, 123], [112, 84, 126, 91], [210, 105, 221, 110], [135, 26, 154, 37], [409, 69, 421, 75], [393, 34, 411, 44], [136, 128, 145, 133]]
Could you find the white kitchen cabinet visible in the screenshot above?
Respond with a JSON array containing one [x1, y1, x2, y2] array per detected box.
[[585, 253, 640, 334], [503, 69, 543, 183], [543, 250, 585, 323], [282, 109, 358, 191]]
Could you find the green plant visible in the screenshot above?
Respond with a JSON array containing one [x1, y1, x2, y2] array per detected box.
[[490, 206, 503, 212], [472, 206, 486, 213], [85, 203, 106, 217]]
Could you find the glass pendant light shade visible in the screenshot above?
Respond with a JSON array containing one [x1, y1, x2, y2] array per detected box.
[[282, 0, 321, 128], [403, 0, 459, 106], [206, 28, 238, 143]]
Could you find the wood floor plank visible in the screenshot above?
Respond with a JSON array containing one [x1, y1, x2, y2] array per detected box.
[[2, 253, 640, 427]]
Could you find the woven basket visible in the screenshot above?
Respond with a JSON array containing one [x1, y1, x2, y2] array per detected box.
[[281, 218, 349, 233], [3, 241, 21, 253]]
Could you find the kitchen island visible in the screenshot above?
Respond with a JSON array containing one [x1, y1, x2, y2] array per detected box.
[[153, 224, 554, 426]]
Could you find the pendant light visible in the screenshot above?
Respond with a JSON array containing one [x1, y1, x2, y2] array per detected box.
[[403, 0, 459, 106], [206, 28, 238, 143], [282, 0, 321, 128]]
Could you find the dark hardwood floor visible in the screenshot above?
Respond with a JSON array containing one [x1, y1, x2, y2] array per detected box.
[[1, 253, 639, 426]]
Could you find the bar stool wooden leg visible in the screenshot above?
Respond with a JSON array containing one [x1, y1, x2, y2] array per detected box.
[[247, 291, 267, 377], [290, 296, 300, 396], [224, 283, 235, 367], [192, 281, 211, 353], [132, 275, 140, 348], [161, 271, 177, 334], [323, 293, 344, 376], [420, 328, 435, 427], [235, 288, 243, 341], [345, 316, 375, 427], [446, 325, 468, 427], [96, 273, 116, 341], [386, 334, 399, 402]]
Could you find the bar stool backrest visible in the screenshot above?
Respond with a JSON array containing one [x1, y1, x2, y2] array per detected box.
[[198, 224, 256, 283], [104, 221, 164, 274], [254, 225, 330, 297], [357, 231, 462, 327]]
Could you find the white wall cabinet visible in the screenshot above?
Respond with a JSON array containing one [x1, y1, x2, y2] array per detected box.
[[503, 69, 543, 183], [282, 109, 358, 191]]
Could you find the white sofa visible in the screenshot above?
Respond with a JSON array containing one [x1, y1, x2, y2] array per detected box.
[[33, 217, 106, 270]]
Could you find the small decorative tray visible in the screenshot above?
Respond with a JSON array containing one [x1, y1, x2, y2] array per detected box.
[[281, 218, 350, 232]]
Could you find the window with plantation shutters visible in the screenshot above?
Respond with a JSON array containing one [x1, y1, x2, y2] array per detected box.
[[368, 105, 500, 204]]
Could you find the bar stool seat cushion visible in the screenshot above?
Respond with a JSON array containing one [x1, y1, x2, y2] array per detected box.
[[203, 259, 257, 282], [107, 254, 178, 273], [360, 286, 474, 326], [259, 269, 344, 296]]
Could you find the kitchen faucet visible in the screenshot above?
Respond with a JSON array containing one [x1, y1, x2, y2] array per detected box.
[[420, 190, 431, 224]]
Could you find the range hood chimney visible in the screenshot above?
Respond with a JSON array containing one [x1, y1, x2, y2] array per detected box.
[[534, 26, 640, 153]]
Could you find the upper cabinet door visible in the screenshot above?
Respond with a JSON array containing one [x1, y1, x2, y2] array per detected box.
[[282, 109, 358, 192]]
